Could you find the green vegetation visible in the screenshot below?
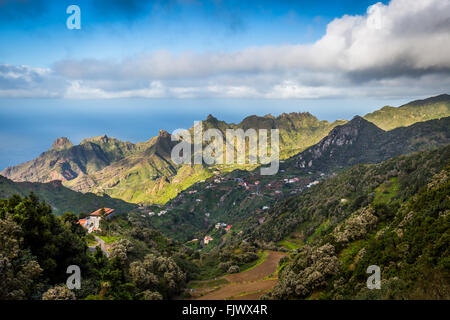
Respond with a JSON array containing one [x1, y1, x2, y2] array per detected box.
[[187, 278, 229, 289], [2, 112, 344, 207], [277, 240, 302, 250], [3, 95, 449, 210], [97, 235, 119, 244], [1, 94, 449, 300], [364, 94, 450, 130], [256, 146, 450, 299], [373, 177, 399, 205], [0, 194, 200, 300], [239, 250, 268, 273], [0, 175, 137, 216]]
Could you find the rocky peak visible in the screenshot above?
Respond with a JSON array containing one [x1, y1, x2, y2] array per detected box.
[[158, 130, 170, 139], [100, 134, 109, 143], [206, 114, 218, 122], [80, 134, 118, 146], [296, 116, 383, 164], [331, 116, 378, 135], [51, 137, 73, 150]]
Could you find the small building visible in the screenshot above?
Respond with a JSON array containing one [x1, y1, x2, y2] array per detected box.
[[225, 225, 232, 232], [78, 208, 115, 233], [307, 180, 320, 188], [215, 222, 227, 229], [204, 236, 213, 245], [158, 210, 168, 216]]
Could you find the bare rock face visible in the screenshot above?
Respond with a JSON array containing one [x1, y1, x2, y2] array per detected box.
[[293, 116, 385, 170], [51, 137, 73, 150], [158, 130, 170, 138]]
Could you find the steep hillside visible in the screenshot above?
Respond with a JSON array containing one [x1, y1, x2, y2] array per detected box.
[[2, 94, 448, 206], [291, 116, 450, 173], [1, 135, 136, 183], [248, 146, 450, 299], [230, 112, 346, 159], [2, 112, 344, 205], [65, 130, 213, 204], [148, 117, 450, 242], [0, 175, 137, 215], [363, 94, 450, 130]]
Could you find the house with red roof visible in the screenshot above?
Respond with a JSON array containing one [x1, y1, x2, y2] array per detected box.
[[203, 235, 213, 245], [89, 207, 115, 218], [78, 207, 115, 233]]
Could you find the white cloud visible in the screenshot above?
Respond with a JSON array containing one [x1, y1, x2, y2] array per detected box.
[[1, 0, 449, 99], [0, 64, 64, 98]]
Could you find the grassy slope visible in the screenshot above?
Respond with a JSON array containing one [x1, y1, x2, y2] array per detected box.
[[0, 175, 137, 216], [252, 146, 450, 299], [363, 94, 450, 131], [3, 94, 449, 208], [151, 117, 450, 242]]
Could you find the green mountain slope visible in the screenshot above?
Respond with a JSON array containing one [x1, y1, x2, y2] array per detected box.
[[248, 146, 450, 299], [1, 135, 136, 183], [290, 116, 450, 173], [5, 112, 342, 206], [363, 94, 450, 130], [2, 94, 448, 207], [65, 130, 214, 205], [0, 175, 137, 215], [148, 117, 450, 242], [227, 112, 347, 159]]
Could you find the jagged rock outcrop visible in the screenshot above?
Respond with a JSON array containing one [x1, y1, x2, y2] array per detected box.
[[51, 137, 73, 150], [292, 116, 450, 172]]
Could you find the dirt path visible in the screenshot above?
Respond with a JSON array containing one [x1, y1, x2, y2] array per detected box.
[[193, 251, 286, 300], [225, 251, 286, 283], [91, 236, 110, 257]]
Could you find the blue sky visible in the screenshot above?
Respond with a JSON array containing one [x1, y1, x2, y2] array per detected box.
[[0, 0, 388, 67], [0, 0, 449, 170]]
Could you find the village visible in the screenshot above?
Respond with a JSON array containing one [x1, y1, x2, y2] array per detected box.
[[131, 167, 328, 249]]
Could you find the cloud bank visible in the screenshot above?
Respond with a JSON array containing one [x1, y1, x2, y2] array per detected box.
[[1, 0, 450, 99]]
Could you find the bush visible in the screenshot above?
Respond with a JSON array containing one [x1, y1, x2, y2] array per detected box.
[[218, 262, 232, 272], [228, 265, 240, 274], [42, 285, 76, 300]]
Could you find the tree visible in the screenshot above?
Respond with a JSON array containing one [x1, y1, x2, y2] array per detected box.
[[42, 285, 76, 300], [128, 254, 185, 298], [0, 194, 90, 283], [0, 217, 42, 299]]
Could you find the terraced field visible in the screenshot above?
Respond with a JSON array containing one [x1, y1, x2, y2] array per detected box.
[[191, 251, 287, 300]]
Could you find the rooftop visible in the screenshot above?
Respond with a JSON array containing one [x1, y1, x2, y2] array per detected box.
[[89, 208, 115, 216]]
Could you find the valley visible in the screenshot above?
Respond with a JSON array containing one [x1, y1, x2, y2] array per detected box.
[[0, 94, 449, 301], [3, 94, 449, 208], [191, 251, 287, 300]]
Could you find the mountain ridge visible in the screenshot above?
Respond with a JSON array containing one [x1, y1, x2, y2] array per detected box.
[[2, 94, 449, 205], [0, 174, 137, 215], [147, 116, 450, 241], [363, 93, 450, 130]]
